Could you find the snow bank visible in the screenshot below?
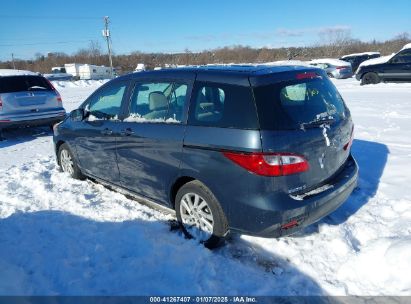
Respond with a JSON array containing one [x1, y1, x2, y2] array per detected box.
[[338, 238, 411, 294], [51, 79, 108, 89], [0, 157, 326, 295], [0, 69, 39, 76]]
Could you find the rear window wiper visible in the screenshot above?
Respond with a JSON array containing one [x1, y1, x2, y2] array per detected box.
[[301, 117, 335, 129], [28, 86, 47, 91]]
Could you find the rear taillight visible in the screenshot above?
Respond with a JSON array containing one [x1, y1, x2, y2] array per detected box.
[[343, 125, 354, 151], [296, 72, 318, 80], [222, 152, 309, 176], [336, 66, 347, 70], [45, 78, 62, 102]]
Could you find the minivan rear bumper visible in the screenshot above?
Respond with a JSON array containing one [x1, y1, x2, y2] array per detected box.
[[231, 154, 359, 238]]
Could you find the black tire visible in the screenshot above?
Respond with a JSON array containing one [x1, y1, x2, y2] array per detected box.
[[175, 180, 229, 249], [327, 73, 334, 78], [57, 143, 85, 180], [361, 72, 380, 85]]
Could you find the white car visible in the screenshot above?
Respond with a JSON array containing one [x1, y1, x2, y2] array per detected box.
[[0, 69, 66, 140], [309, 58, 353, 79]]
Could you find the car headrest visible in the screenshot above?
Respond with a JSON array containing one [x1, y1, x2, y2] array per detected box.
[[148, 91, 168, 110]]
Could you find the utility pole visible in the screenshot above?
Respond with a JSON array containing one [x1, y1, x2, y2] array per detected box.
[[11, 53, 16, 69], [102, 16, 114, 78]]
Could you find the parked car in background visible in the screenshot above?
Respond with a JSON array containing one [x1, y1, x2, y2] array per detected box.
[[340, 52, 380, 72], [53, 65, 358, 248], [309, 59, 353, 79], [0, 69, 66, 140], [355, 43, 411, 85], [51, 67, 67, 73], [44, 67, 73, 81], [44, 72, 73, 81]]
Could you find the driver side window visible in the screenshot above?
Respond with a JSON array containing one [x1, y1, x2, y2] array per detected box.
[[392, 50, 411, 64], [86, 82, 127, 120]]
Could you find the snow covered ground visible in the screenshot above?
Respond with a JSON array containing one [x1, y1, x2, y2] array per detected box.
[[0, 78, 410, 296]]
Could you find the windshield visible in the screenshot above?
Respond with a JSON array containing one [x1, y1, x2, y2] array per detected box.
[[253, 76, 347, 130]]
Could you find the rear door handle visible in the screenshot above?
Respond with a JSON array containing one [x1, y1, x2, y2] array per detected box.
[[120, 128, 134, 136], [101, 128, 113, 135]]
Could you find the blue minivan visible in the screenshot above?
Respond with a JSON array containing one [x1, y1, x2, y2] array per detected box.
[[53, 65, 358, 248]]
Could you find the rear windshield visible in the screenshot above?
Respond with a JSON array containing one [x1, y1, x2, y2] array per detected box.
[[0, 76, 53, 93], [253, 76, 347, 130]]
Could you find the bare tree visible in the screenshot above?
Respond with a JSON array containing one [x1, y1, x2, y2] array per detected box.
[[89, 40, 103, 58], [319, 27, 353, 57], [2, 33, 411, 74]]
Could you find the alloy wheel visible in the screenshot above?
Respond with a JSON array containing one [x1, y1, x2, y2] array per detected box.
[[60, 149, 74, 175], [179, 192, 214, 242]]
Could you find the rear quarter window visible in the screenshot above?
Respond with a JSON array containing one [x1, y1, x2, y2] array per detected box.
[[0, 76, 52, 93], [188, 81, 258, 129], [253, 76, 347, 130]]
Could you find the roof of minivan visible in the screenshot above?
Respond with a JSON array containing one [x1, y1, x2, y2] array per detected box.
[[179, 64, 308, 73], [118, 64, 320, 86]]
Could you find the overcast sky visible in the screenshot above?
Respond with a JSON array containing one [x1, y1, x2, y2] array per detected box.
[[1, 0, 410, 61]]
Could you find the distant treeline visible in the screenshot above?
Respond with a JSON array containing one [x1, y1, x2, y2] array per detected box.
[[1, 33, 410, 74]]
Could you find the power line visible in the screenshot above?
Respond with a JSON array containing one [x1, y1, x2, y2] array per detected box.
[[1, 36, 97, 42], [0, 40, 95, 47], [0, 15, 100, 20]]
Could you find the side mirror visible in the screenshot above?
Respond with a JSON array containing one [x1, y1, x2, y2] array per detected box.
[[71, 108, 85, 122]]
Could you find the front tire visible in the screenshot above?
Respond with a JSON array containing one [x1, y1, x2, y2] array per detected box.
[[57, 143, 85, 180], [361, 72, 380, 85], [175, 180, 229, 249]]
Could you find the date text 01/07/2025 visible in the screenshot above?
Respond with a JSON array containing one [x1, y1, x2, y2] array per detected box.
[[149, 296, 257, 303]]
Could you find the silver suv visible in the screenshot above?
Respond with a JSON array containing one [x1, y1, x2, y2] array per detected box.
[[0, 70, 66, 140]]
